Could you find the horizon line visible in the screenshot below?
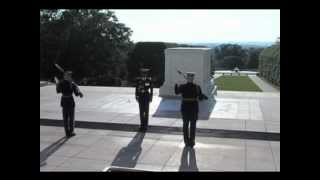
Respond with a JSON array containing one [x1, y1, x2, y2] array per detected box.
[[131, 40, 274, 44]]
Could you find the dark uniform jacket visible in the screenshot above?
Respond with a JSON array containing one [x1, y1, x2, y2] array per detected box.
[[56, 80, 82, 108], [175, 83, 208, 114], [135, 77, 153, 102]]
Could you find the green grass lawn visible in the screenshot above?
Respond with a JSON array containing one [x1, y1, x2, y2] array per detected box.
[[215, 76, 262, 92]]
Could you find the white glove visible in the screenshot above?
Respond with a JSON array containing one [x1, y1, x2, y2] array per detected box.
[[54, 77, 59, 84]]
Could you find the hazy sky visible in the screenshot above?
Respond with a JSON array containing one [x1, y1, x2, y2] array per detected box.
[[111, 9, 280, 43]]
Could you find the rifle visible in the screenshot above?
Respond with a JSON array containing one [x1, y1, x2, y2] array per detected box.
[[53, 63, 64, 84], [176, 67, 187, 80], [54, 63, 65, 73], [53, 63, 83, 98], [53, 50, 64, 83]]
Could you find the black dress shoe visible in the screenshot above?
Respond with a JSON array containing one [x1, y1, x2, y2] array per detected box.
[[188, 140, 195, 147], [66, 132, 76, 137]]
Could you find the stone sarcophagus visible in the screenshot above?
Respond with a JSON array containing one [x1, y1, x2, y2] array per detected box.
[[159, 47, 217, 99]]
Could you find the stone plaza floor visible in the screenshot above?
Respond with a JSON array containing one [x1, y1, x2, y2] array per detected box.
[[40, 83, 280, 172]]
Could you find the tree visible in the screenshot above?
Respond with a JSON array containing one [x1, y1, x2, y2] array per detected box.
[[40, 9, 134, 85], [258, 39, 280, 86], [276, 37, 280, 45], [222, 56, 244, 69], [214, 44, 248, 69], [246, 48, 264, 69], [127, 42, 167, 87]]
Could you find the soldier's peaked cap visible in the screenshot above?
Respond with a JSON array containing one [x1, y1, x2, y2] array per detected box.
[[186, 72, 195, 77], [140, 68, 150, 72], [64, 71, 73, 75]]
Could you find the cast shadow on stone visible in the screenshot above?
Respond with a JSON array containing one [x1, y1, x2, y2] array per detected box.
[[110, 132, 145, 169], [40, 136, 69, 167], [179, 146, 199, 172], [152, 97, 216, 120]]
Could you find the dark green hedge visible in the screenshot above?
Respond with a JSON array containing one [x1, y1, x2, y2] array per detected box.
[[258, 44, 280, 86]]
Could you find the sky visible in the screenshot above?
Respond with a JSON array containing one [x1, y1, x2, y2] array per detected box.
[[110, 10, 280, 43]]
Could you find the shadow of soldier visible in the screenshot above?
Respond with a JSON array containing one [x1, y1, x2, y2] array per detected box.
[[179, 147, 199, 172], [110, 132, 146, 169], [40, 136, 69, 167]]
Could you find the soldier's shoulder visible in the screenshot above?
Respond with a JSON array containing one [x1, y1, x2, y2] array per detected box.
[[195, 84, 202, 89], [180, 83, 188, 88], [135, 78, 142, 84], [60, 80, 67, 85]]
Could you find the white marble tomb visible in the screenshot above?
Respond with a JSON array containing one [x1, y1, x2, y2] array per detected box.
[[159, 47, 217, 99]]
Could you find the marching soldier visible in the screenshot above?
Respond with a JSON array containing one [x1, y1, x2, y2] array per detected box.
[[56, 71, 83, 137], [175, 72, 208, 147], [135, 68, 153, 132]]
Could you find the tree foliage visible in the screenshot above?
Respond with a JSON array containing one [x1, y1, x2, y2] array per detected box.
[[222, 56, 244, 69], [214, 44, 248, 69], [126, 42, 166, 87], [40, 9, 133, 86], [259, 38, 280, 86], [246, 48, 264, 69], [213, 43, 263, 70]]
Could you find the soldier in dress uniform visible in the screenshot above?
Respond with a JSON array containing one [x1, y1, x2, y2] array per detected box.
[[56, 71, 83, 137], [175, 72, 208, 147], [135, 68, 153, 132]]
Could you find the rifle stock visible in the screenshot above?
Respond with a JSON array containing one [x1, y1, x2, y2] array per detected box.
[[54, 63, 65, 73], [176, 68, 187, 79]]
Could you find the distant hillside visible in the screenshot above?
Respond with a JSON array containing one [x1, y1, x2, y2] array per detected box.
[[183, 41, 273, 48]]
